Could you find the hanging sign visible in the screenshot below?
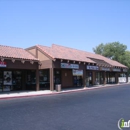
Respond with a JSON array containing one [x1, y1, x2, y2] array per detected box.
[[61, 63, 79, 69], [0, 61, 6, 67], [73, 69, 83, 76], [123, 69, 127, 72], [113, 68, 121, 72], [101, 67, 110, 71], [86, 65, 99, 70]]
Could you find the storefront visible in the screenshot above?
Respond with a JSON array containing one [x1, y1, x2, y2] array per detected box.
[[26, 44, 128, 91], [39, 69, 50, 90], [0, 60, 39, 92], [86, 65, 99, 86], [0, 45, 39, 92], [60, 62, 83, 88]]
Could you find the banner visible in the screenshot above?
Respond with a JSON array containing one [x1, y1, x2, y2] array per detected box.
[[73, 69, 83, 76], [61, 63, 79, 69], [3, 71, 12, 85], [87, 65, 99, 70], [0, 61, 6, 67], [101, 67, 110, 71]]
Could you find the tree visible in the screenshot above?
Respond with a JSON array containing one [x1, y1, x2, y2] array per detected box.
[[93, 42, 130, 74], [93, 42, 127, 62], [121, 51, 130, 74], [93, 43, 105, 55]]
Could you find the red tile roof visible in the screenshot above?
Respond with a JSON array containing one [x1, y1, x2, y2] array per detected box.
[[0, 45, 38, 61], [36, 44, 128, 68], [37, 45, 95, 63]]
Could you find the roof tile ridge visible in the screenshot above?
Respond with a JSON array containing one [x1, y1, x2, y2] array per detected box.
[[0, 44, 24, 50], [36, 45, 55, 59], [37, 44, 51, 48], [52, 44, 96, 54]]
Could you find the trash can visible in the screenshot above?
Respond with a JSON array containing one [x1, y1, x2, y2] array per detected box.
[[55, 84, 61, 92]]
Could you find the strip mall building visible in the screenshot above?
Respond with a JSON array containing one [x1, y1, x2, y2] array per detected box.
[[0, 44, 128, 92]]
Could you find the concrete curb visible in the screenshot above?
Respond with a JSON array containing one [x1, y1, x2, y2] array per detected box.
[[0, 83, 129, 100]]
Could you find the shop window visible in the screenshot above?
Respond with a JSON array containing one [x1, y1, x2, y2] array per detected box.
[[95, 72, 100, 85], [26, 70, 36, 90], [119, 73, 126, 77], [106, 72, 116, 84], [54, 70, 61, 85], [39, 69, 50, 90], [86, 72, 92, 86], [73, 76, 82, 87], [0, 71, 3, 91], [12, 71, 22, 90], [95, 72, 104, 85]]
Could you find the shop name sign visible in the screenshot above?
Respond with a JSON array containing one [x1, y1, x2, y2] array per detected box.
[[101, 67, 110, 71], [113, 68, 121, 72], [0, 61, 7, 67], [61, 63, 79, 69], [123, 69, 127, 72], [86, 65, 99, 70], [73, 69, 83, 76]]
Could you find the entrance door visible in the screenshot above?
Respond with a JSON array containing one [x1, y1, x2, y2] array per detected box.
[[61, 69, 73, 88], [73, 76, 82, 87]]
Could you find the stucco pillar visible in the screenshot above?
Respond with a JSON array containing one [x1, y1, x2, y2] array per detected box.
[[50, 68, 54, 91], [103, 71, 106, 85], [83, 70, 86, 88], [92, 71, 95, 85], [36, 69, 39, 91], [115, 73, 119, 84], [22, 70, 26, 90], [126, 73, 128, 83]]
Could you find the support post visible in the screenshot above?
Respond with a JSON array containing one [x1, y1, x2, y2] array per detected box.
[[126, 73, 128, 83], [36, 68, 39, 91], [50, 68, 54, 91], [103, 71, 106, 85], [92, 71, 95, 85], [83, 70, 86, 88], [115, 73, 119, 84]]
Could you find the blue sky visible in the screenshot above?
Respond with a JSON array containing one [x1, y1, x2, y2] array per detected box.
[[0, 0, 130, 52]]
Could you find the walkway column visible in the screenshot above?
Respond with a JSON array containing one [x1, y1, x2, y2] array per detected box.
[[103, 71, 106, 85], [50, 68, 54, 91], [115, 73, 119, 84], [126, 73, 128, 83], [92, 71, 95, 85], [83, 70, 86, 88], [36, 68, 39, 91]]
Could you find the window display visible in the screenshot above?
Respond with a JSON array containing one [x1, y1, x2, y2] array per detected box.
[[3, 71, 12, 85], [73, 76, 82, 87], [12, 71, 22, 90], [39, 69, 50, 90], [54, 70, 61, 85], [0, 71, 3, 91], [86, 71, 92, 86]]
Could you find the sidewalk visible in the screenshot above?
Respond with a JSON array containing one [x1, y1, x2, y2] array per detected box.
[[0, 83, 129, 100]]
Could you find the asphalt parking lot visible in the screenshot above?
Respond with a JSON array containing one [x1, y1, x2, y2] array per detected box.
[[0, 84, 130, 130]]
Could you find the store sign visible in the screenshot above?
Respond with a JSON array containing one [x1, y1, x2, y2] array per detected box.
[[86, 65, 99, 70], [0, 61, 6, 67], [3, 71, 12, 85], [113, 68, 121, 72], [123, 69, 127, 72], [101, 67, 110, 71], [73, 69, 83, 76], [61, 63, 79, 69]]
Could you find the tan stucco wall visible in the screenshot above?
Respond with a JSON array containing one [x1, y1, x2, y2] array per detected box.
[[28, 48, 36, 56], [38, 50, 50, 61]]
